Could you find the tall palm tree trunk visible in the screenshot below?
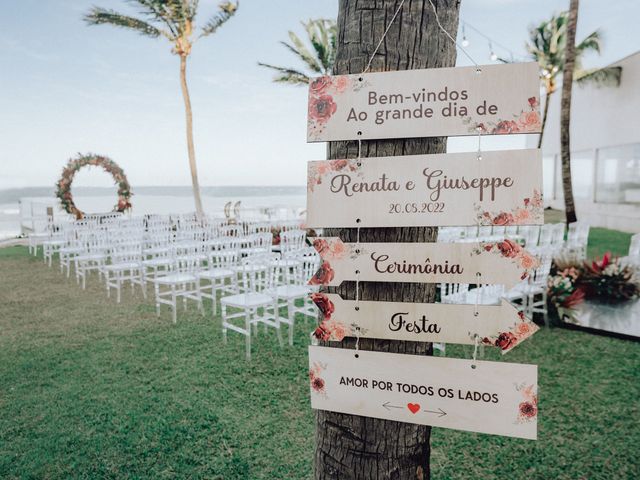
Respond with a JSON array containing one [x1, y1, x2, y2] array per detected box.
[[560, 0, 579, 224], [537, 91, 552, 149], [314, 1, 459, 478], [179, 54, 205, 218]]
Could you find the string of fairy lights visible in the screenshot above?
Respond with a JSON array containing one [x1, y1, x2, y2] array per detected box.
[[459, 21, 529, 63]]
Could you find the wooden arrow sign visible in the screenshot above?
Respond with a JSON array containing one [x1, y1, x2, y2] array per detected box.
[[310, 238, 538, 289], [310, 293, 539, 354], [306, 149, 543, 228], [307, 62, 541, 142], [309, 346, 538, 439]]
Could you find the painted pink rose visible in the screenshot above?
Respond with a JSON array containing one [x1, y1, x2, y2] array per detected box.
[[309, 94, 337, 123], [312, 238, 330, 256], [310, 76, 331, 94], [328, 321, 347, 341], [514, 208, 531, 223], [519, 110, 541, 130], [497, 239, 521, 258], [516, 322, 532, 336], [520, 254, 536, 270], [528, 96, 538, 109], [495, 332, 517, 350], [311, 293, 335, 320], [313, 323, 331, 341], [329, 241, 347, 259], [519, 401, 537, 418], [493, 120, 520, 134], [333, 76, 349, 93], [317, 163, 330, 175], [311, 376, 326, 392], [492, 212, 515, 226], [329, 159, 348, 170], [309, 261, 335, 285]]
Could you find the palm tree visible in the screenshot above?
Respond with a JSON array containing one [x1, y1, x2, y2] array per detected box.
[[84, 0, 239, 218], [560, 0, 580, 224], [526, 10, 621, 148], [258, 18, 336, 85]]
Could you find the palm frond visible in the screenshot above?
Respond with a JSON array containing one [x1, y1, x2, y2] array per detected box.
[[575, 66, 622, 87], [576, 29, 602, 55], [84, 7, 163, 38], [257, 62, 310, 85], [280, 36, 322, 73], [200, 1, 238, 38]]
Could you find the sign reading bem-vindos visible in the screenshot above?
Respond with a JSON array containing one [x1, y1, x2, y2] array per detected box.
[[307, 63, 541, 141], [307, 149, 543, 228], [309, 346, 538, 439]]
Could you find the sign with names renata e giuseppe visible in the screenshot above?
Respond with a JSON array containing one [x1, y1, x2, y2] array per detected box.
[[306, 149, 543, 228], [307, 63, 541, 141]]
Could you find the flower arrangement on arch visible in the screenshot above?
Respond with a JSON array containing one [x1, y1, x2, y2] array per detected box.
[[56, 153, 132, 220]]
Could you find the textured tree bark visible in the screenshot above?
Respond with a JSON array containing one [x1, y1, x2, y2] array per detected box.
[[560, 0, 579, 224], [179, 54, 205, 218], [314, 1, 460, 479]]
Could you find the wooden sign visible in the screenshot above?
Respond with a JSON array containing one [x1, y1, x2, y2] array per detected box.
[[310, 294, 539, 354], [309, 346, 538, 439], [307, 63, 541, 142], [310, 237, 538, 289], [307, 149, 543, 228]]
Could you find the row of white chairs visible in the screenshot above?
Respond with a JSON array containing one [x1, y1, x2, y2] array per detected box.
[[34, 215, 320, 360]]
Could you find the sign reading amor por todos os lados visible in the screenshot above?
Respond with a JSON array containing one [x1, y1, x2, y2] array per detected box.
[[309, 347, 538, 440], [307, 63, 541, 142], [310, 294, 539, 354], [307, 149, 543, 228]]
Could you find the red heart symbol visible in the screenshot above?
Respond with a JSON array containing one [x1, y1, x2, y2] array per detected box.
[[407, 403, 420, 414]]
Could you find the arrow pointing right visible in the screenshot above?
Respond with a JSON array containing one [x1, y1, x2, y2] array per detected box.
[[423, 407, 447, 418], [308, 237, 538, 289]]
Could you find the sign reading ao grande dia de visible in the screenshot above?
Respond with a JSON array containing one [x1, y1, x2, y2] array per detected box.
[[307, 63, 541, 142], [306, 149, 543, 228]]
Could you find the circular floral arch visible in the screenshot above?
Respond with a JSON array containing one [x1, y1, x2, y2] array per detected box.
[[56, 153, 132, 219]]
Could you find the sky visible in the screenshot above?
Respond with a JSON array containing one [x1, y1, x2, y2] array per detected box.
[[1, 0, 639, 190]]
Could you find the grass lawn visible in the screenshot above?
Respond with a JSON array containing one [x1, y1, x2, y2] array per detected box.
[[1, 244, 639, 479]]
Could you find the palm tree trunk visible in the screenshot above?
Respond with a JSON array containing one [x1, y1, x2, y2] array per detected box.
[[537, 90, 552, 149], [315, 1, 459, 478], [560, 0, 579, 224], [179, 54, 205, 218]]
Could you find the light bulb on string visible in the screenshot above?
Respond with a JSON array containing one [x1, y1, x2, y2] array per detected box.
[[461, 23, 469, 47], [489, 41, 497, 61]]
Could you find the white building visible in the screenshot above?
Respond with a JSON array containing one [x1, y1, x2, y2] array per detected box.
[[536, 51, 640, 233]]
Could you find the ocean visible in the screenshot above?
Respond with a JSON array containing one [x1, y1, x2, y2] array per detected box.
[[0, 186, 307, 240]]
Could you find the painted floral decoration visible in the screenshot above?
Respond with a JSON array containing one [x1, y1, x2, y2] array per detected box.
[[515, 383, 538, 423], [474, 239, 539, 281], [476, 189, 544, 226], [464, 97, 541, 135], [480, 310, 540, 354], [56, 153, 132, 220], [309, 361, 328, 397], [307, 158, 360, 192], [307, 75, 369, 140]]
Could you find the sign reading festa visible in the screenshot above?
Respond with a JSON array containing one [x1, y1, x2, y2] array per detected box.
[[307, 63, 541, 142], [308, 346, 538, 440], [307, 149, 543, 228], [311, 294, 539, 353], [310, 237, 538, 289]]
